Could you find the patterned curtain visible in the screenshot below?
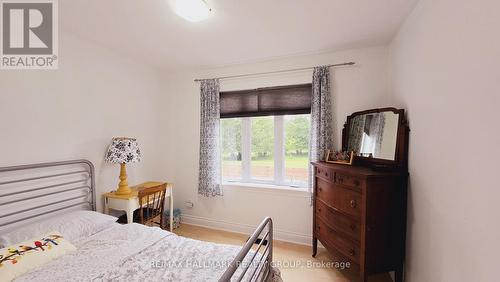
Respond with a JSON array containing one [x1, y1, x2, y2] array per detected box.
[[198, 79, 223, 197], [308, 66, 334, 202]]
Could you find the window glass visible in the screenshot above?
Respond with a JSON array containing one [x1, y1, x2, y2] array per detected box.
[[251, 116, 274, 180], [221, 118, 242, 181], [284, 114, 310, 186]]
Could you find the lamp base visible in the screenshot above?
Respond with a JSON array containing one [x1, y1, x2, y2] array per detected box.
[[115, 163, 131, 195], [115, 186, 132, 195]]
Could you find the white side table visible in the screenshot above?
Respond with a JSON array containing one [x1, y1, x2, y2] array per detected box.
[[104, 181, 174, 231]]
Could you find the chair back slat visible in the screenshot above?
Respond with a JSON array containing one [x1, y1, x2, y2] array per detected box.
[[137, 184, 167, 227]]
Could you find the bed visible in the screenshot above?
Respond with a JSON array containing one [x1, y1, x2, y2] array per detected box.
[[0, 160, 282, 282]]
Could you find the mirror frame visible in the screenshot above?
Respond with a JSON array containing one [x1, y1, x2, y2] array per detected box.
[[341, 107, 409, 170]]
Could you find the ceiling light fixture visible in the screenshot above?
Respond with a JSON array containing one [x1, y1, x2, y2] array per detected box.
[[173, 0, 212, 22]]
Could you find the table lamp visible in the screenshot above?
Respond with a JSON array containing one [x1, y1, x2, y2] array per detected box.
[[105, 137, 142, 195]]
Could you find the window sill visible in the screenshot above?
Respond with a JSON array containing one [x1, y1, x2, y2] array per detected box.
[[222, 181, 309, 194]]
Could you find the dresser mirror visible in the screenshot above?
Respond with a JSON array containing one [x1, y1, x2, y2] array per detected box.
[[342, 107, 409, 169]]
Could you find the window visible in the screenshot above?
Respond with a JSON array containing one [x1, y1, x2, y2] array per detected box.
[[221, 114, 310, 188], [220, 83, 312, 189]]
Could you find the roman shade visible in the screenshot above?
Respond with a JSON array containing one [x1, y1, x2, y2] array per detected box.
[[220, 83, 312, 118]]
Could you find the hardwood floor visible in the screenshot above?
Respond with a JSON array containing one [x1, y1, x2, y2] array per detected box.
[[173, 224, 392, 282]]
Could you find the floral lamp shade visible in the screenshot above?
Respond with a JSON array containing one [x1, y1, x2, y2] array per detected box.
[[105, 137, 142, 164], [105, 137, 141, 195]]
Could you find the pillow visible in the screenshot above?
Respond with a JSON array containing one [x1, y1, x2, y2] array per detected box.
[[0, 232, 76, 282], [0, 211, 117, 247]]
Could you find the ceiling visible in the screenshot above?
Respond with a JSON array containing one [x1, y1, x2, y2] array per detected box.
[[60, 0, 418, 71]]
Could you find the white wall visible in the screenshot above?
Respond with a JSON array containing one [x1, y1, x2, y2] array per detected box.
[[0, 32, 168, 212], [161, 46, 393, 244], [389, 0, 500, 281]]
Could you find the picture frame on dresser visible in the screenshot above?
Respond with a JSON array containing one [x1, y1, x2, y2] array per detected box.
[[312, 107, 409, 282], [325, 150, 354, 165]]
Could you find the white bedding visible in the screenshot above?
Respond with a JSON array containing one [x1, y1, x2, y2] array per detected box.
[[0, 211, 117, 248], [14, 223, 281, 282]]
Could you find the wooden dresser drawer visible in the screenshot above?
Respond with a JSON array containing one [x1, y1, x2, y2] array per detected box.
[[315, 166, 333, 180], [334, 172, 363, 190], [316, 217, 360, 263], [316, 178, 362, 218], [316, 199, 361, 242]]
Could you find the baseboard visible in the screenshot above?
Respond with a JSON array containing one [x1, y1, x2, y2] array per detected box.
[[182, 214, 314, 246]]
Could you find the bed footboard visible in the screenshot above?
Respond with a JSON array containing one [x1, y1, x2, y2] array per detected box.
[[219, 217, 274, 282]]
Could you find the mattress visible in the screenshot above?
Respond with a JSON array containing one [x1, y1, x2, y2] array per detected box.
[[14, 223, 281, 282]]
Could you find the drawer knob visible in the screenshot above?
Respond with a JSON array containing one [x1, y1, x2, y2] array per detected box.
[[350, 200, 357, 208], [318, 208, 321, 212], [349, 248, 355, 256], [349, 224, 356, 231], [318, 186, 322, 192], [325, 173, 329, 177]]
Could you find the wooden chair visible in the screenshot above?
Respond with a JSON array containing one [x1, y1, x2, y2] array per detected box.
[[135, 185, 166, 228]]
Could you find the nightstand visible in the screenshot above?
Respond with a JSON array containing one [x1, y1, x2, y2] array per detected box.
[[103, 181, 174, 231]]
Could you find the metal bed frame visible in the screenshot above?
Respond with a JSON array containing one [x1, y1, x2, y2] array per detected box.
[[0, 159, 274, 282], [220, 217, 274, 282], [0, 160, 95, 231]]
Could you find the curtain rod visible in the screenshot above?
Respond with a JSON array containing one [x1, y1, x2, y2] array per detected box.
[[193, 61, 355, 82]]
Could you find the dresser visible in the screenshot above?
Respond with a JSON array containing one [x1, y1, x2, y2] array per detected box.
[[312, 162, 407, 282]]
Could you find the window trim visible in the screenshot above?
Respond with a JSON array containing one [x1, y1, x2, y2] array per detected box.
[[222, 181, 309, 194], [221, 115, 309, 188]]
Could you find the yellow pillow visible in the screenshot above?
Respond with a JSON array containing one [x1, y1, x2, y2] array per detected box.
[[0, 232, 76, 282]]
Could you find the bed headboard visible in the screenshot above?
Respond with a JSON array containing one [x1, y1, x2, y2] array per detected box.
[[0, 159, 95, 233]]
